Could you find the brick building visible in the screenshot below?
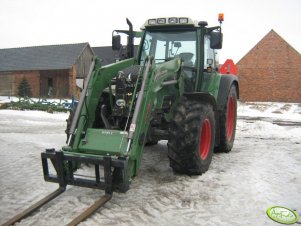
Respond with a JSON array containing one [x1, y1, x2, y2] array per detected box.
[[0, 43, 94, 98], [237, 30, 301, 102]]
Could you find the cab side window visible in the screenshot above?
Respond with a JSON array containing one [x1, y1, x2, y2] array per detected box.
[[204, 35, 218, 71]]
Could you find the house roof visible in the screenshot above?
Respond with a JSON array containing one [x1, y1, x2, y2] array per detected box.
[[92, 46, 117, 65], [0, 43, 90, 72], [237, 29, 301, 67], [92, 45, 139, 66]]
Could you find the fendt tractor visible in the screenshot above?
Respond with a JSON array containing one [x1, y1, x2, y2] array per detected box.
[[4, 14, 239, 226]]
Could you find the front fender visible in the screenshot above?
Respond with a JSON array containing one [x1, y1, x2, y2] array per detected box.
[[183, 92, 217, 110]]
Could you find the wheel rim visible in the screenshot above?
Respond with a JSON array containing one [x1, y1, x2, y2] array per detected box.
[[227, 96, 235, 141], [199, 119, 212, 160]]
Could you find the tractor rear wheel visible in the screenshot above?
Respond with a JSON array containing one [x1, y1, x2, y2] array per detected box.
[[215, 85, 237, 153], [168, 97, 215, 175]]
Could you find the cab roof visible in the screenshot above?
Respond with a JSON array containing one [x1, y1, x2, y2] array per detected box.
[[141, 17, 200, 29]]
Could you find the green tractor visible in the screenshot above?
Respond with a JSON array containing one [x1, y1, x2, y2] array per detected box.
[[4, 15, 240, 226], [43, 15, 239, 194]]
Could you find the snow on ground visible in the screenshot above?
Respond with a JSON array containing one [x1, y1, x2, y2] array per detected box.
[[0, 96, 72, 104], [0, 96, 19, 103], [0, 102, 300, 226]]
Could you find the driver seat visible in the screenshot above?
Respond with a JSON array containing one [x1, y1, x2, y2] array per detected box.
[[178, 52, 194, 67]]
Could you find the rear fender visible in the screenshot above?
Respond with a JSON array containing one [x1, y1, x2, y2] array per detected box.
[[217, 75, 239, 111], [215, 74, 239, 146]]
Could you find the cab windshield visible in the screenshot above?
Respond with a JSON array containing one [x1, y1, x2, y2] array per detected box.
[[140, 30, 197, 66]]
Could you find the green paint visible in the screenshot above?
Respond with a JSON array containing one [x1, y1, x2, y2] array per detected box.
[[70, 58, 134, 151], [78, 129, 128, 156], [201, 71, 221, 99]]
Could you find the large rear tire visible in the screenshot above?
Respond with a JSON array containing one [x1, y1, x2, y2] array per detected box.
[[168, 97, 215, 175], [215, 85, 237, 153]]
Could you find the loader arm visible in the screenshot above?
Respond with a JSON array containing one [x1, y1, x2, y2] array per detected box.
[[126, 56, 183, 177], [70, 57, 135, 149]]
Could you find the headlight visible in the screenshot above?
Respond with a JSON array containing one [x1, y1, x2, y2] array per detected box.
[[157, 18, 166, 24], [168, 17, 178, 24], [179, 18, 188, 24], [116, 99, 126, 107], [148, 19, 156, 25]]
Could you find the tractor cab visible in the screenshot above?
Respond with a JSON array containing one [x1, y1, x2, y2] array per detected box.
[[140, 16, 223, 93], [112, 16, 224, 93]]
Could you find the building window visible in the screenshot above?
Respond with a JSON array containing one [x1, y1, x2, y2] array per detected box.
[[48, 78, 53, 96]]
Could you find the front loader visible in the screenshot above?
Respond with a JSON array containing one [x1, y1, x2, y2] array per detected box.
[[3, 14, 239, 226]]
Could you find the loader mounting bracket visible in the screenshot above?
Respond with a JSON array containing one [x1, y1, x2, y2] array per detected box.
[[41, 149, 129, 194]]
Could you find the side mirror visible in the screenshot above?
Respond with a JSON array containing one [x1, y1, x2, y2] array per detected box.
[[112, 35, 121, 50], [210, 31, 223, 49]]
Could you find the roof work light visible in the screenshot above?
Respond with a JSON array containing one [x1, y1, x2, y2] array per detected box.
[[218, 13, 224, 23], [144, 17, 194, 28]]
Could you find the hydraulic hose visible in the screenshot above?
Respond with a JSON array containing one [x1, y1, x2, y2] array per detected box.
[[126, 56, 153, 152]]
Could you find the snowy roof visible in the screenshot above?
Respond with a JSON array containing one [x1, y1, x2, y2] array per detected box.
[[0, 43, 90, 72]]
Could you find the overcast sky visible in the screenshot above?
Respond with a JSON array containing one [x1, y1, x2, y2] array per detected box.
[[0, 0, 300, 63]]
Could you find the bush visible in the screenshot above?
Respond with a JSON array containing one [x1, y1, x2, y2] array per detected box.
[[6, 97, 69, 113], [18, 77, 32, 97]]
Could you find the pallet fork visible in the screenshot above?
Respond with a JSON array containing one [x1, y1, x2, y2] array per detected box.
[[1, 149, 119, 226]]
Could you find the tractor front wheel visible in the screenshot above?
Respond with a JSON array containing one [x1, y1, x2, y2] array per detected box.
[[168, 98, 215, 175]]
